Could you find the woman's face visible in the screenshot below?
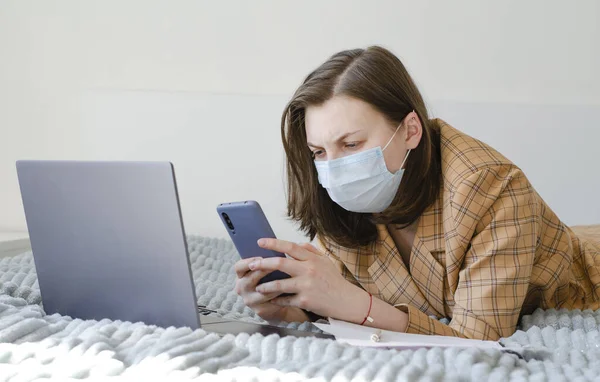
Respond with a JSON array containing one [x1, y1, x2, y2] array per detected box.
[[304, 96, 422, 173]]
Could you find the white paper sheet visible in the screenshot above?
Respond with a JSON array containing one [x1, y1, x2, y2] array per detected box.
[[314, 318, 503, 350]]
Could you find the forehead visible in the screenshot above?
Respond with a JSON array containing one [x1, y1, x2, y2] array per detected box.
[[304, 96, 388, 143]]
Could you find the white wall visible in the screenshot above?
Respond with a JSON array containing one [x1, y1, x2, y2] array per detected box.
[[1, 0, 599, 241]]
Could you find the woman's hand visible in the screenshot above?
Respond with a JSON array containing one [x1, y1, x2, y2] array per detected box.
[[233, 258, 309, 323], [248, 238, 368, 323]]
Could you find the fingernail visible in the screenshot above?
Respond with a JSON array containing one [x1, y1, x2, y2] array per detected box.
[[255, 286, 264, 293], [248, 261, 257, 270], [257, 239, 265, 247]]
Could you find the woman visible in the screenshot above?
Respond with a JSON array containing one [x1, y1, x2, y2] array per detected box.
[[233, 46, 600, 340]]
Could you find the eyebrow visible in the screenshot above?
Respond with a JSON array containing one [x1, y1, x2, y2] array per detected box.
[[307, 130, 363, 148]]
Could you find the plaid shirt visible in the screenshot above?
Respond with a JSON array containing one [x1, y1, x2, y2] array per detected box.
[[318, 120, 600, 340]]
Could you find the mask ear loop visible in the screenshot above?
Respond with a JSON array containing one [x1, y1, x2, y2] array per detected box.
[[382, 110, 416, 152], [382, 124, 402, 151], [399, 149, 411, 169]]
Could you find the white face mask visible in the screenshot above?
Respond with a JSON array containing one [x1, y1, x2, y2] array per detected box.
[[314, 123, 411, 213]]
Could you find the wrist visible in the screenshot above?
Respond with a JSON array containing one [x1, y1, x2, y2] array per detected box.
[[359, 291, 373, 326], [342, 284, 372, 324]]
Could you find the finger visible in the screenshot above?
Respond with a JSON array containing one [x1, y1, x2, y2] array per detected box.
[[239, 269, 270, 291], [235, 269, 268, 295], [299, 243, 323, 256], [245, 270, 272, 289], [257, 238, 311, 261], [255, 277, 299, 295], [271, 294, 310, 311], [243, 290, 281, 306], [247, 256, 300, 277], [234, 257, 261, 278]]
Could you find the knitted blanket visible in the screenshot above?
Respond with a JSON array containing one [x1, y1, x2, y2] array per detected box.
[[0, 235, 599, 381]]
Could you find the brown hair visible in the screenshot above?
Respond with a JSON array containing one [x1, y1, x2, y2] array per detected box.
[[281, 46, 441, 248]]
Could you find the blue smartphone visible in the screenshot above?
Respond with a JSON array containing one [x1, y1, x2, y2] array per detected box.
[[217, 200, 291, 285]]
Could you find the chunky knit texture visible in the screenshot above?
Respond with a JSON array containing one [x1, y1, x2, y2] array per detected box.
[[0, 235, 599, 381]]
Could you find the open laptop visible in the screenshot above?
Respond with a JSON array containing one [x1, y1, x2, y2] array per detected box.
[[16, 160, 331, 339]]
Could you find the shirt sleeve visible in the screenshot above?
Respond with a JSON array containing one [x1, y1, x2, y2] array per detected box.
[[398, 166, 538, 340]]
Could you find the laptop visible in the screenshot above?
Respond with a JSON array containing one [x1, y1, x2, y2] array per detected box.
[[16, 160, 331, 339]]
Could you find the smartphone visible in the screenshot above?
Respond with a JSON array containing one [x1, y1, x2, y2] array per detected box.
[[217, 200, 291, 285]]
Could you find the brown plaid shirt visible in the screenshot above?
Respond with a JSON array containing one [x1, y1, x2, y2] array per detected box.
[[318, 120, 600, 340]]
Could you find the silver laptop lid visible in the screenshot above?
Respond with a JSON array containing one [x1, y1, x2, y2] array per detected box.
[[16, 160, 200, 329]]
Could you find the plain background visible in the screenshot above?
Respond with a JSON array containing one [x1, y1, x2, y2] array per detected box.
[[1, 0, 599, 243]]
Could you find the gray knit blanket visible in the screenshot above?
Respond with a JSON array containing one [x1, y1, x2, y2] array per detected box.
[[0, 235, 599, 381]]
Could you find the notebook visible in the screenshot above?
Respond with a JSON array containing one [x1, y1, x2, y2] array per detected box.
[[314, 318, 504, 350]]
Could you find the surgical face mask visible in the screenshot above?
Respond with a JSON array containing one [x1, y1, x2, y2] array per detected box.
[[314, 123, 411, 213]]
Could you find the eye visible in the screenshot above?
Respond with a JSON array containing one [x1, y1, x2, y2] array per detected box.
[[345, 142, 361, 150], [311, 150, 325, 159]]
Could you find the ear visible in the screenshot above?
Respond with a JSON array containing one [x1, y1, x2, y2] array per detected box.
[[403, 111, 422, 150]]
